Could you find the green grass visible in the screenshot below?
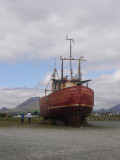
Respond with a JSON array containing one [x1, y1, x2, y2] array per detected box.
[[0, 116, 44, 127], [0, 115, 120, 128], [0, 117, 69, 129]]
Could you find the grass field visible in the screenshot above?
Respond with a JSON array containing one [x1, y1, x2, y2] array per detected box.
[[0, 115, 120, 128], [0, 117, 42, 127]]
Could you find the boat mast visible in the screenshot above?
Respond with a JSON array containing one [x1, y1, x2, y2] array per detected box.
[[66, 35, 74, 80], [45, 58, 60, 96], [78, 59, 81, 80], [61, 57, 63, 80], [61, 36, 86, 82]]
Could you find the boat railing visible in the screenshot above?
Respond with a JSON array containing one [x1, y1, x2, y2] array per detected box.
[[63, 75, 81, 81]]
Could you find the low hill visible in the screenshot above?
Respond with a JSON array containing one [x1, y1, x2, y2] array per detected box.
[[94, 104, 120, 113], [106, 104, 120, 112], [9, 97, 40, 113], [0, 107, 10, 113]]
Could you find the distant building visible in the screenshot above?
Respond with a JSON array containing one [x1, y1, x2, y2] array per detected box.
[[6, 113, 18, 117]]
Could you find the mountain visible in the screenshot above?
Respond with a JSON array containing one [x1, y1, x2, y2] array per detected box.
[[94, 104, 120, 113], [0, 107, 10, 113], [8, 97, 40, 113], [106, 104, 120, 112], [93, 108, 106, 112]]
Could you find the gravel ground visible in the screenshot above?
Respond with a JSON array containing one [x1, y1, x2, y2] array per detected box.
[[0, 121, 120, 160]]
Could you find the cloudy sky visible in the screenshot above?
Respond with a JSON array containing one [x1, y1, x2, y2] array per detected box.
[[0, 0, 120, 110]]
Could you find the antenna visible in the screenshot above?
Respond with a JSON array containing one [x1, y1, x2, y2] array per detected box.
[[66, 34, 74, 79], [54, 57, 56, 70], [52, 57, 59, 70], [52, 57, 58, 79]]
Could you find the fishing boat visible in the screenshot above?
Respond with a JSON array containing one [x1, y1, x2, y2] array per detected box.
[[40, 36, 94, 126]]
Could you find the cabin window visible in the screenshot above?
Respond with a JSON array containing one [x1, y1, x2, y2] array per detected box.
[[58, 83, 61, 90], [77, 83, 81, 86]]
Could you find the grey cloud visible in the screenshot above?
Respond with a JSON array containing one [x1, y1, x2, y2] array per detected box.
[[0, 0, 120, 109], [1, 0, 120, 65]]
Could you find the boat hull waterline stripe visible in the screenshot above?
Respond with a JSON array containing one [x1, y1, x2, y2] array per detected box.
[[41, 103, 93, 110]]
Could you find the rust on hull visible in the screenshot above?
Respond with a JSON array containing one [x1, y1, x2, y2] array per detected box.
[[40, 85, 94, 126], [40, 36, 94, 127]]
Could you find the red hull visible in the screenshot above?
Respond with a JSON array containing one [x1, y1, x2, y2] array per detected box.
[[40, 85, 94, 123]]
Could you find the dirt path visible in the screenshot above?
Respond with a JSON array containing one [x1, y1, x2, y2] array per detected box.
[[0, 121, 120, 160]]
